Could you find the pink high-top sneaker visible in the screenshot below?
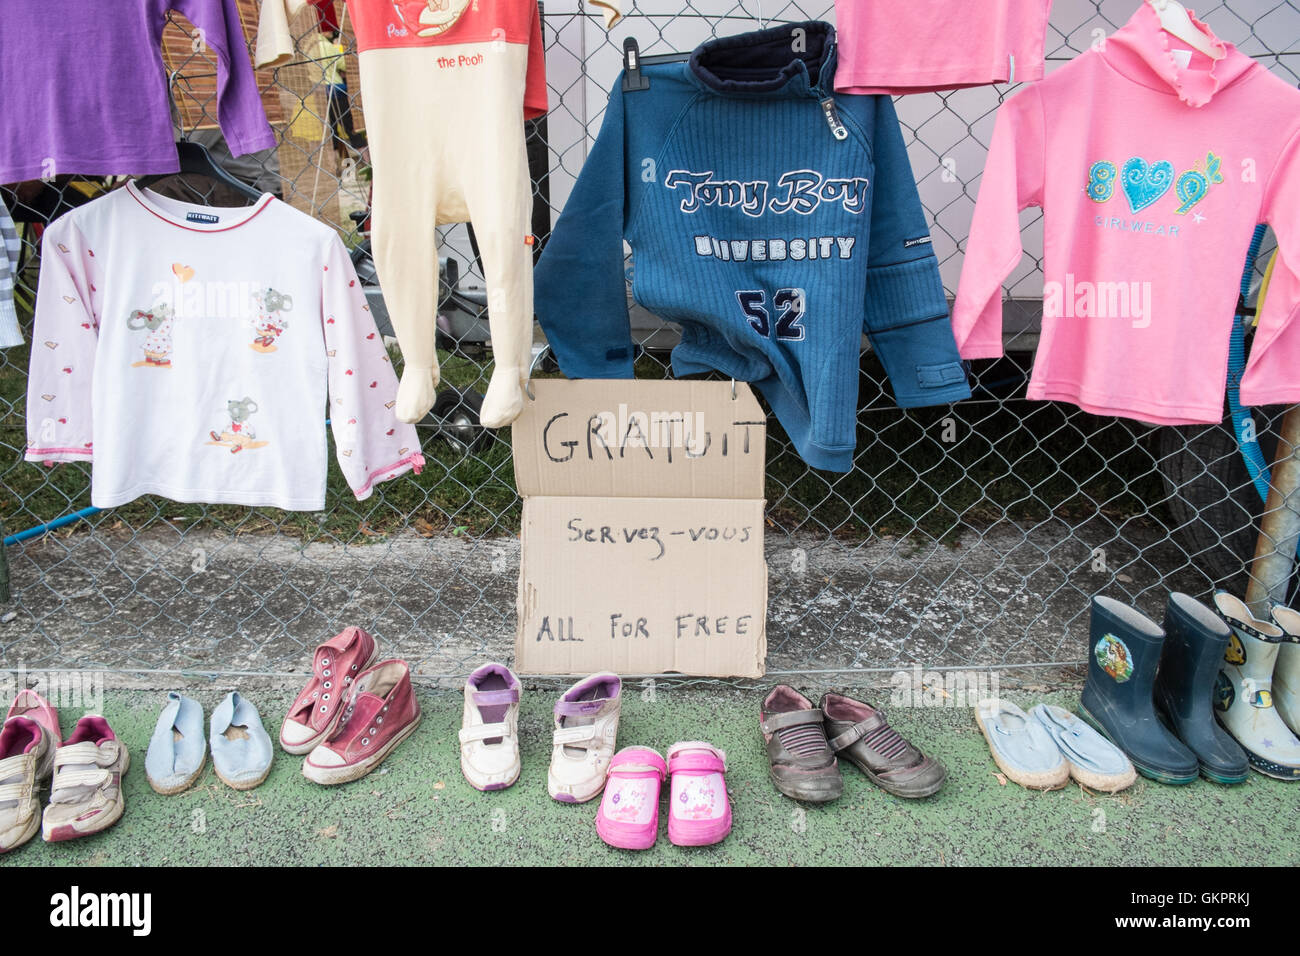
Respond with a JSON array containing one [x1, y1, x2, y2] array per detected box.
[[303, 659, 422, 785], [281, 627, 378, 754]]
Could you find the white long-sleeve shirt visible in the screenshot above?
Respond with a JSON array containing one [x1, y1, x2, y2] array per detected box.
[[26, 182, 423, 510]]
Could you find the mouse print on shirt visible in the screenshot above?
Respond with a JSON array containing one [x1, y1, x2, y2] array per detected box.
[[127, 300, 175, 367], [250, 286, 293, 352], [207, 396, 268, 453]]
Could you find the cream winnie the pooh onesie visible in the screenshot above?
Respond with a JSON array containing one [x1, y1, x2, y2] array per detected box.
[[345, 0, 619, 427]]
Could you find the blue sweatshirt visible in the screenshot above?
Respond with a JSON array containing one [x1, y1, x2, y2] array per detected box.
[[533, 21, 970, 472]]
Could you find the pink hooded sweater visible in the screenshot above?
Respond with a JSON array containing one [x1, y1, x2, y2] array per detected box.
[[953, 3, 1300, 425], [835, 0, 1053, 95]]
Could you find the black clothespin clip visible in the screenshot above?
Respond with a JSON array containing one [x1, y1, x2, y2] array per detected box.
[[622, 37, 650, 91]]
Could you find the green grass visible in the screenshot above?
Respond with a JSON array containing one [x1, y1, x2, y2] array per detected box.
[[3, 683, 1296, 867]]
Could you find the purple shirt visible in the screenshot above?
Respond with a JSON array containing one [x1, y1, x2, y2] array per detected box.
[[1, 0, 276, 183]]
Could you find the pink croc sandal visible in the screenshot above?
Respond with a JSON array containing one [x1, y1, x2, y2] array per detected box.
[[595, 746, 666, 850], [666, 741, 731, 847]]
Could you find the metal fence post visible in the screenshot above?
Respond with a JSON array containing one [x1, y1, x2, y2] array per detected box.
[[1245, 407, 1300, 616]]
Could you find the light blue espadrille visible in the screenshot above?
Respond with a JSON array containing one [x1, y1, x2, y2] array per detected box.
[[209, 692, 273, 791], [1030, 703, 1136, 792], [974, 698, 1070, 790], [145, 692, 206, 795]]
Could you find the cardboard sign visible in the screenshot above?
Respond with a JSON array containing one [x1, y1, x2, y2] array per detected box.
[[513, 379, 768, 677]]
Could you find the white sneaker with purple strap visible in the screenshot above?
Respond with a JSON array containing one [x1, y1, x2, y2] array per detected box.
[[549, 672, 622, 804], [459, 663, 522, 791]]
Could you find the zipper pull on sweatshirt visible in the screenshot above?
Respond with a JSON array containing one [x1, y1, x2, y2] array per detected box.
[[820, 96, 848, 141]]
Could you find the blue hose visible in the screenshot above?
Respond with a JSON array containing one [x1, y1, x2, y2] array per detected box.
[[1227, 223, 1272, 502], [3, 417, 339, 546], [3, 507, 101, 546]]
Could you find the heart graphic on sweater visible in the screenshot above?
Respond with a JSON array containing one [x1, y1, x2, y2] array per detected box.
[[62, 295, 76, 304], [44, 341, 58, 349], [1121, 157, 1175, 214], [171, 263, 196, 283]]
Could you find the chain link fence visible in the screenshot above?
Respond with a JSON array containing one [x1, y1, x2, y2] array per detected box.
[[1, 0, 1297, 680]]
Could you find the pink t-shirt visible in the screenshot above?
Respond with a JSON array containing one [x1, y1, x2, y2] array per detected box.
[[834, 0, 1053, 95], [952, 3, 1300, 425]]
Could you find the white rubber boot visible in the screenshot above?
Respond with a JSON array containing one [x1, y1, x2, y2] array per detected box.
[[1213, 593, 1300, 780], [1266, 605, 1300, 738]]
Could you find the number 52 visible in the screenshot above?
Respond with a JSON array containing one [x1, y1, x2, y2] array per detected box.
[[736, 288, 806, 341]]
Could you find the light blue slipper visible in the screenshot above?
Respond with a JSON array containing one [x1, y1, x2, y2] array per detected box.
[[145, 692, 206, 795], [210, 692, 274, 791], [975, 698, 1070, 790], [1030, 703, 1137, 792]]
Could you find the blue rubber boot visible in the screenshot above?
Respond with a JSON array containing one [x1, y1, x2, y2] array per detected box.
[[1079, 596, 1199, 785], [1154, 594, 1249, 784]]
